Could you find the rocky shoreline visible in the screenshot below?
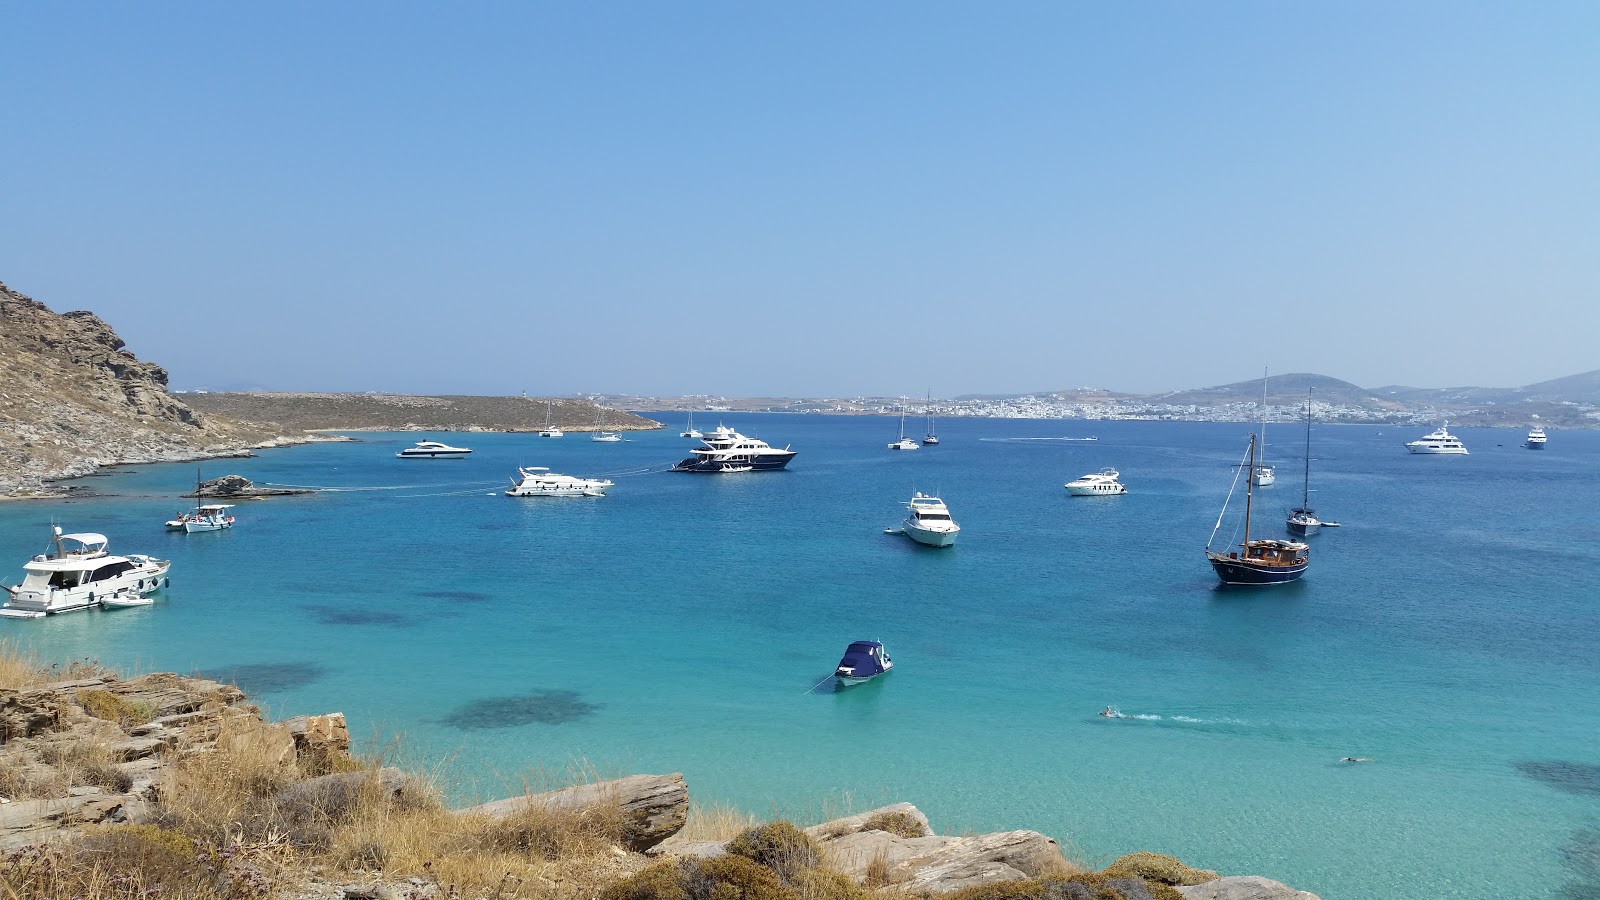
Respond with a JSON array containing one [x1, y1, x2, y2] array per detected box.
[[0, 668, 1319, 900]]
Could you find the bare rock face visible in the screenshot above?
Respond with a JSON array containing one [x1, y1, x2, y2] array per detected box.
[[457, 773, 689, 851], [0, 280, 295, 497], [184, 474, 315, 498], [1176, 876, 1322, 900]]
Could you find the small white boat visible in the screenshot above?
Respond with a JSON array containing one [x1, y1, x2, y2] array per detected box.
[[922, 391, 940, 445], [901, 493, 959, 547], [505, 467, 614, 497], [1525, 426, 1547, 449], [538, 401, 564, 438], [99, 589, 154, 609], [887, 405, 920, 451], [681, 412, 703, 439], [2, 528, 170, 619], [591, 431, 622, 443], [397, 440, 472, 459], [1405, 422, 1468, 455], [1064, 468, 1127, 496], [720, 464, 753, 473]]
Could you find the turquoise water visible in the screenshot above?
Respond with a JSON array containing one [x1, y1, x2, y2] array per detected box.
[[3, 416, 1599, 899]]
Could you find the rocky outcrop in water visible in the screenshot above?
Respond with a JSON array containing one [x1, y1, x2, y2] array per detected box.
[[0, 280, 310, 499], [181, 474, 314, 498]]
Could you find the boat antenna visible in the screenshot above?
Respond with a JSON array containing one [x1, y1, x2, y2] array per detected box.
[[1207, 441, 1251, 551]]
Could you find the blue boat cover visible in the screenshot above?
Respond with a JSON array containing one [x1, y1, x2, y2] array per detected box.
[[836, 641, 887, 677]]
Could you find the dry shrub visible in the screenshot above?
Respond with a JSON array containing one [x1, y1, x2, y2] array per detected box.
[[791, 867, 870, 900], [943, 875, 1183, 900], [0, 638, 43, 690], [603, 856, 793, 900], [1, 826, 298, 900], [728, 821, 822, 883], [860, 811, 928, 839], [863, 847, 893, 888], [680, 801, 760, 841], [155, 719, 309, 846], [76, 689, 157, 728], [468, 801, 625, 859], [1100, 852, 1217, 887]]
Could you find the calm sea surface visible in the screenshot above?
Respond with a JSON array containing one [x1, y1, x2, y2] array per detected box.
[[3, 415, 1598, 899]]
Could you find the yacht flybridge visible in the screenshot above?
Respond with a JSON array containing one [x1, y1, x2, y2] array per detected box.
[[397, 440, 472, 459], [1404, 423, 1468, 455], [671, 425, 797, 473], [2, 527, 170, 619], [505, 467, 613, 498]]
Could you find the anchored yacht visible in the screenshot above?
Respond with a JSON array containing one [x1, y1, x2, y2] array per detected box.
[[900, 493, 960, 547], [1404, 423, 1468, 455], [2, 528, 170, 619], [538, 401, 564, 438], [834, 640, 893, 686], [506, 467, 613, 497], [397, 440, 472, 459], [671, 425, 797, 473], [1064, 469, 1127, 496], [1525, 426, 1547, 450]]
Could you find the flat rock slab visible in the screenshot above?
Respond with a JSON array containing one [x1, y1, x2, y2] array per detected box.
[[457, 773, 688, 852], [1177, 876, 1322, 900], [806, 802, 931, 840]]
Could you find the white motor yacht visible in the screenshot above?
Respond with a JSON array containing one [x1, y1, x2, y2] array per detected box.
[[1525, 426, 1547, 449], [1405, 423, 1468, 455], [1064, 468, 1127, 496], [672, 425, 797, 473], [2, 528, 170, 619], [506, 467, 613, 497], [900, 493, 960, 548], [397, 440, 472, 459]]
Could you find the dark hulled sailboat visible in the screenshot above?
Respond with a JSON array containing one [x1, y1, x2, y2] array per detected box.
[[1206, 433, 1308, 586]]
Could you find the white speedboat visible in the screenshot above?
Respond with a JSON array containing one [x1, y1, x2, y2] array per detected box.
[[591, 431, 622, 443], [1064, 468, 1127, 496], [1405, 423, 1468, 455], [397, 440, 472, 459], [2, 528, 170, 619], [505, 467, 613, 497], [538, 401, 564, 438], [1525, 426, 1547, 449], [901, 493, 960, 548], [672, 425, 797, 473], [100, 589, 155, 609]]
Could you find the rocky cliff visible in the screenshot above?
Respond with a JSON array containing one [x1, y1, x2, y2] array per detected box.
[[0, 280, 301, 498]]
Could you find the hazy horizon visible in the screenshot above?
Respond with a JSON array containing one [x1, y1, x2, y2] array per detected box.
[[4, 3, 1596, 396]]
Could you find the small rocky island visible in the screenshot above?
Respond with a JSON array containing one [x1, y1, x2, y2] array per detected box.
[[0, 659, 1318, 900], [181, 474, 315, 499]]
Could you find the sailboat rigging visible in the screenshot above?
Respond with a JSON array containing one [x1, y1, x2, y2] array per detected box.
[[921, 391, 940, 445], [887, 401, 919, 451], [1206, 433, 1308, 586], [1254, 369, 1275, 486]]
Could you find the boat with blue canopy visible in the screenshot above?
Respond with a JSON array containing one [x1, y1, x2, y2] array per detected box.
[[834, 640, 893, 686]]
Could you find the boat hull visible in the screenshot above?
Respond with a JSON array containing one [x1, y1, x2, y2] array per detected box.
[[2, 561, 171, 618], [1525, 441, 1545, 449], [903, 524, 958, 548], [1065, 484, 1125, 496], [1206, 553, 1307, 585], [183, 520, 233, 533], [397, 450, 471, 458], [1405, 445, 1468, 455], [672, 454, 795, 473]]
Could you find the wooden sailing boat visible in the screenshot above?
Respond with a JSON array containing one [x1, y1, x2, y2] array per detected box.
[[1206, 433, 1308, 585]]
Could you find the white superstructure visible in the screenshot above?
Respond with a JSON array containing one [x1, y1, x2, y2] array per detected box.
[[901, 493, 960, 548], [505, 467, 613, 497], [2, 528, 170, 619], [397, 440, 472, 458], [672, 425, 797, 473], [1064, 468, 1128, 496], [1525, 426, 1547, 449], [1405, 423, 1469, 455]]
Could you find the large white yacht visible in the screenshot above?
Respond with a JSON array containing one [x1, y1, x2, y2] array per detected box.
[[1525, 426, 1547, 449], [900, 493, 960, 547], [1064, 468, 1128, 496], [2, 528, 170, 619], [397, 440, 472, 459], [505, 467, 613, 497], [1404, 423, 1469, 455], [672, 425, 797, 473]]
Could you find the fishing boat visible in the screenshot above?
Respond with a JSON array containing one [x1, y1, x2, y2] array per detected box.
[[538, 401, 564, 438], [1, 528, 171, 619], [505, 467, 613, 497], [1253, 369, 1275, 486], [834, 640, 893, 686], [922, 392, 940, 445], [1205, 434, 1309, 586], [681, 412, 703, 439], [1285, 391, 1322, 537], [1064, 468, 1127, 496], [1525, 426, 1547, 449], [397, 440, 472, 459], [900, 493, 960, 547], [888, 404, 919, 451]]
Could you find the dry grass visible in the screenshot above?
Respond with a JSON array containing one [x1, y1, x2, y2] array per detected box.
[[76, 689, 157, 728], [678, 801, 760, 841]]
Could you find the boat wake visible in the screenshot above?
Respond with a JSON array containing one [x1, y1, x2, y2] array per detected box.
[[1099, 707, 1252, 726], [978, 436, 1098, 444]]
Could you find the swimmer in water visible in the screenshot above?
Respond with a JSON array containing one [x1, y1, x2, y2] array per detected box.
[[1100, 706, 1119, 718], [1341, 757, 1372, 763]]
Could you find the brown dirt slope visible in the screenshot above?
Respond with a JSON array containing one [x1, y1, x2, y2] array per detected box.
[[183, 392, 660, 433]]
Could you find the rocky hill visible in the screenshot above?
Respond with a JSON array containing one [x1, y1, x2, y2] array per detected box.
[[181, 392, 659, 434], [0, 280, 302, 499]]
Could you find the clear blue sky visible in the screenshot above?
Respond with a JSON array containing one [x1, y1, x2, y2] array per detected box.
[[3, 2, 1595, 396]]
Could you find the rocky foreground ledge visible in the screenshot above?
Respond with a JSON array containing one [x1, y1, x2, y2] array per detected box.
[[0, 671, 1317, 900]]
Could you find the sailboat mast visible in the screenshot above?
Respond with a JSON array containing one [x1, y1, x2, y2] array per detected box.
[[1258, 368, 1269, 468], [1243, 433, 1256, 549], [1302, 389, 1313, 509]]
